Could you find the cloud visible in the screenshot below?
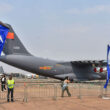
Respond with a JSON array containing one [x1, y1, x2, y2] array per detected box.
[[53, 24, 91, 37], [66, 5, 110, 14], [0, 3, 13, 14], [85, 5, 110, 14]]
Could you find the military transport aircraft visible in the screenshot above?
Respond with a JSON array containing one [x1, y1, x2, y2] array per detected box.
[[0, 21, 107, 81]]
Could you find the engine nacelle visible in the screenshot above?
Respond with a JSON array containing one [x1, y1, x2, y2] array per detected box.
[[94, 67, 107, 73], [94, 67, 100, 73], [101, 67, 107, 73]]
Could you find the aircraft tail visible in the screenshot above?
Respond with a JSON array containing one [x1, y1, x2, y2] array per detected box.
[[0, 21, 30, 55]]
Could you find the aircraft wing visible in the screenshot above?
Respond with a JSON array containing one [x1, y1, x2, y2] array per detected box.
[[60, 60, 106, 66], [58, 60, 107, 81], [71, 60, 107, 65], [60, 60, 107, 67]]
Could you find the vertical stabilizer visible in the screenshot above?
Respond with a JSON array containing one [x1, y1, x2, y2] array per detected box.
[[0, 22, 31, 55]]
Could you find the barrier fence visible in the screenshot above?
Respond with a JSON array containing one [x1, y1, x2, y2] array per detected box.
[[0, 82, 110, 102]]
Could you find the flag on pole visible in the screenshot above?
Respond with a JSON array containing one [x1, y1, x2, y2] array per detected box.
[[104, 45, 110, 88], [0, 25, 9, 55]]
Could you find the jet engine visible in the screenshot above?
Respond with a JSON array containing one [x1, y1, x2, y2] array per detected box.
[[94, 67, 107, 73]]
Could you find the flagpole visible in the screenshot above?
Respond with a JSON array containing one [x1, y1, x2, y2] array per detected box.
[[104, 45, 110, 89]]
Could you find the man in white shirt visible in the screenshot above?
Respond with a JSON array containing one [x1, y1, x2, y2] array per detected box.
[[1, 75, 6, 91]]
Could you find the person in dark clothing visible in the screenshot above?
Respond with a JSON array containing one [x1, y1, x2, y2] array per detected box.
[[7, 75, 15, 102], [1, 75, 6, 91], [61, 77, 71, 97]]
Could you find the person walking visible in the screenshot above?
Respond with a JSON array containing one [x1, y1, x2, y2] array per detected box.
[[1, 75, 6, 92], [7, 75, 15, 102], [61, 77, 71, 97]]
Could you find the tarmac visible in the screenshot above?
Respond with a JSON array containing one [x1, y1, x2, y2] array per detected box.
[[0, 78, 110, 110], [0, 97, 110, 110]]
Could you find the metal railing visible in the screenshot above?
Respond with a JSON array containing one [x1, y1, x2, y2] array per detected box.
[[0, 82, 110, 102]]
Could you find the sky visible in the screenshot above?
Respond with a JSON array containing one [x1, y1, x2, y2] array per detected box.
[[0, 0, 110, 74]]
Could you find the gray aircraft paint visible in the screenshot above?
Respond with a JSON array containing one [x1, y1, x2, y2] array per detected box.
[[0, 66, 4, 74], [0, 21, 107, 81]]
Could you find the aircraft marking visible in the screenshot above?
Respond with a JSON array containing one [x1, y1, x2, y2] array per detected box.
[[6, 32, 14, 39], [13, 46, 20, 50], [39, 66, 52, 70], [56, 64, 62, 66]]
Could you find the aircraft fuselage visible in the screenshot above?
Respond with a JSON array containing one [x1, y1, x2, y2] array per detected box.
[[0, 55, 73, 78], [0, 54, 106, 81]]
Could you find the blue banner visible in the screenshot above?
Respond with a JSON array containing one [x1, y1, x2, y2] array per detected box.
[[0, 25, 9, 55], [104, 45, 110, 88]]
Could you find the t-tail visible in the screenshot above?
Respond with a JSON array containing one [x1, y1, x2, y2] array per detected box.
[[0, 21, 31, 55]]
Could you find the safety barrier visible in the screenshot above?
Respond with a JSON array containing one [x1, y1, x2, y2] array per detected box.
[[0, 82, 110, 102]]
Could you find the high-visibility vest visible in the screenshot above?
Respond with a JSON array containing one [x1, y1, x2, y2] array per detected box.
[[7, 79, 14, 89]]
